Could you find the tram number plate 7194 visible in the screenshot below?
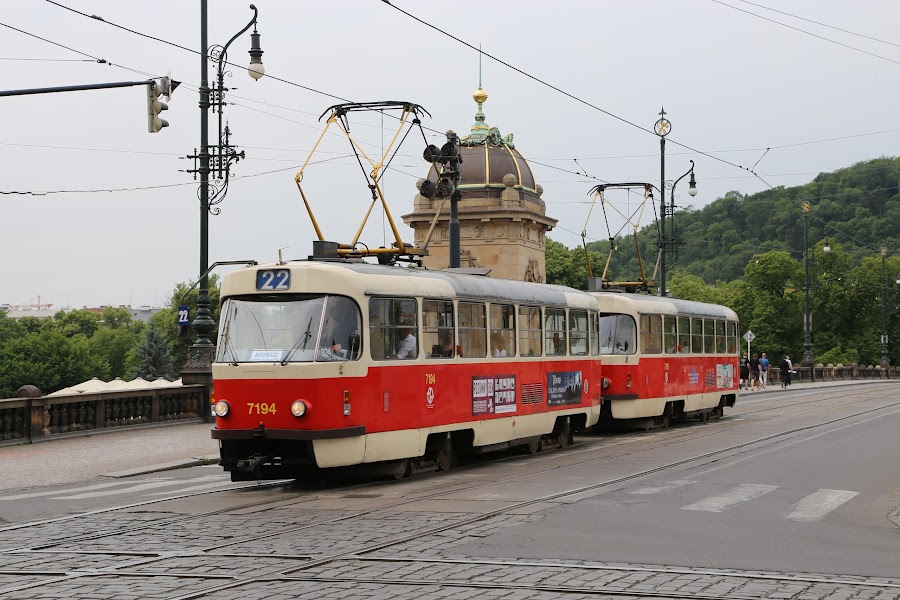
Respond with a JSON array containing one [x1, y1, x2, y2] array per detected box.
[[256, 269, 290, 291], [247, 403, 277, 415]]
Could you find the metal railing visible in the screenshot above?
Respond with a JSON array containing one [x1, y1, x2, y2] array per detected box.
[[773, 365, 897, 384], [0, 385, 207, 445]]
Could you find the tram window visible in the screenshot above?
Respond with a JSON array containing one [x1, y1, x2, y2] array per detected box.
[[424, 299, 455, 359], [691, 318, 703, 353], [715, 320, 727, 354], [704, 318, 715, 354], [458, 301, 486, 358], [664, 316, 678, 354], [640, 314, 662, 354], [678, 316, 691, 354], [545, 308, 567, 357], [569, 310, 589, 356], [369, 297, 418, 361], [489, 303, 515, 358], [318, 296, 363, 361], [590, 312, 600, 356], [518, 306, 542, 357], [727, 321, 738, 354], [599, 314, 636, 355]]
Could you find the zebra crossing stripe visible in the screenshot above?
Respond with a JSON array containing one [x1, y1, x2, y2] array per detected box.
[[787, 489, 858, 522], [630, 480, 697, 495], [680, 483, 778, 512]]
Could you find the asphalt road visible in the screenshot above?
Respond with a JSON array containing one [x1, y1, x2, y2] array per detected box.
[[1, 379, 899, 599]]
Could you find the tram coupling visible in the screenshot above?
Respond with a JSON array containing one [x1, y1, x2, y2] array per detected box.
[[235, 454, 274, 474]]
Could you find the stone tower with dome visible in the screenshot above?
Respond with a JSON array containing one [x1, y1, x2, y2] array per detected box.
[[402, 85, 557, 282]]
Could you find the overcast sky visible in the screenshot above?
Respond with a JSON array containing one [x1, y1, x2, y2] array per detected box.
[[3, 0, 899, 309]]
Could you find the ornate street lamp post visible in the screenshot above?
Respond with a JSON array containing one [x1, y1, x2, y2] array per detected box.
[[183, 3, 265, 405], [801, 201, 815, 377], [881, 246, 890, 368], [654, 109, 696, 297]]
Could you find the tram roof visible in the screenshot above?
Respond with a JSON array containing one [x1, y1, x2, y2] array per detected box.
[[223, 259, 597, 308], [590, 291, 738, 320]]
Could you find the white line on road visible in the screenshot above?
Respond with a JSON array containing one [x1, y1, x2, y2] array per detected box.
[[787, 489, 858, 522], [0, 478, 174, 501], [51, 475, 224, 500], [630, 480, 697, 495], [680, 483, 778, 512]]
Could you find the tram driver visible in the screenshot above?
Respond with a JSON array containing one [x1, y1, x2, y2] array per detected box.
[[318, 297, 362, 361]]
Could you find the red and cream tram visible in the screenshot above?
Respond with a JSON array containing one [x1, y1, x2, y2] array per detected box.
[[590, 291, 740, 427], [211, 259, 603, 480]]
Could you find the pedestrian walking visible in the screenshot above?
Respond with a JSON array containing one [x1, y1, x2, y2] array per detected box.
[[750, 353, 760, 391], [759, 352, 769, 388], [739, 352, 750, 390], [780, 354, 792, 388]]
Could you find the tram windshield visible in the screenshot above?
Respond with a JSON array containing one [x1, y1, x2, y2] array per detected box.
[[215, 295, 362, 363]]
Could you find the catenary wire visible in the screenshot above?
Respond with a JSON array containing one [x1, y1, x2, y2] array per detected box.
[[380, 0, 774, 190], [710, 0, 900, 67], [732, 0, 900, 49]]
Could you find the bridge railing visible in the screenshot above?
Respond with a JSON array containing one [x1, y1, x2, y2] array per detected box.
[[772, 365, 896, 384], [0, 384, 207, 446]]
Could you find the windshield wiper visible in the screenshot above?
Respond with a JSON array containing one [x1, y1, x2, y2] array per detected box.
[[281, 316, 314, 366]]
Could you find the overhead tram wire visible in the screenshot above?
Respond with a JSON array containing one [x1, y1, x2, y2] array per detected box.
[[0, 155, 356, 197], [381, 0, 774, 191], [42, 0, 448, 138], [0, 21, 109, 65], [710, 0, 900, 68], [24, 2, 899, 189], [733, 0, 900, 49]]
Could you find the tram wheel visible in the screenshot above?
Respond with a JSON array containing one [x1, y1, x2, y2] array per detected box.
[[699, 411, 710, 424], [391, 459, 412, 480], [558, 431, 573, 449], [712, 407, 723, 420], [527, 438, 542, 454], [436, 440, 455, 472]]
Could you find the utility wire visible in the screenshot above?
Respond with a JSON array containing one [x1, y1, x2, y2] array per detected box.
[[732, 0, 900, 50], [0, 155, 354, 196], [0, 56, 98, 62], [710, 0, 900, 67], [381, 0, 773, 190], [0, 21, 109, 65]]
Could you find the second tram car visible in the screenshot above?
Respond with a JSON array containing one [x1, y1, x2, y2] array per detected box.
[[211, 259, 603, 480], [591, 292, 740, 427]]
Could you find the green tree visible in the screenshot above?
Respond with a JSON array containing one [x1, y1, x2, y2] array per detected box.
[[54, 309, 101, 338], [129, 323, 175, 380], [90, 327, 140, 380], [0, 330, 109, 397], [100, 307, 134, 330]]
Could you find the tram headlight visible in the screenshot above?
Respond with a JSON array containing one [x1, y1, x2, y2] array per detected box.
[[213, 400, 230, 417], [601, 377, 611, 390], [291, 399, 311, 417]]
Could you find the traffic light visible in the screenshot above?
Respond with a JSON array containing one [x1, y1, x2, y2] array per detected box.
[[146, 80, 168, 133], [418, 133, 462, 199]]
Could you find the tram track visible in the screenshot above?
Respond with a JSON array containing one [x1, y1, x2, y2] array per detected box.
[[2, 385, 899, 599]]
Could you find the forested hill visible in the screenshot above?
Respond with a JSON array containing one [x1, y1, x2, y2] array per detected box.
[[584, 156, 900, 284]]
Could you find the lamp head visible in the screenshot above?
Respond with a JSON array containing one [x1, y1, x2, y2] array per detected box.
[[823, 242, 831, 253], [688, 171, 697, 197], [248, 27, 265, 80]]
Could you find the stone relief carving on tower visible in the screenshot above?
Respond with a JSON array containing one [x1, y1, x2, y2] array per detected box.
[[524, 259, 543, 283]]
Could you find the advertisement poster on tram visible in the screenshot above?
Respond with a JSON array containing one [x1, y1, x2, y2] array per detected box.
[[547, 371, 583, 405], [717, 363, 735, 389], [472, 375, 517, 415]]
